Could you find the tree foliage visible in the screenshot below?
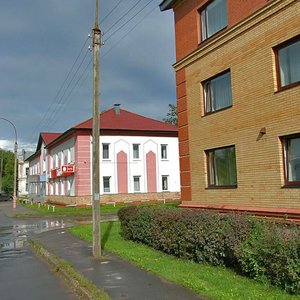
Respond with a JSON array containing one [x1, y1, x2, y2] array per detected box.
[[0, 149, 14, 192], [163, 104, 178, 125]]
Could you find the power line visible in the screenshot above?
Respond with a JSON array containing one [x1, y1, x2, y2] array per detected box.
[[47, 57, 93, 130], [43, 48, 91, 130], [31, 1, 160, 140], [104, 0, 155, 43], [103, 3, 157, 57], [30, 35, 90, 139], [103, 0, 145, 35], [101, 0, 125, 24]]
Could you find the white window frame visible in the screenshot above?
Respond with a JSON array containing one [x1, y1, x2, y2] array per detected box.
[[161, 144, 168, 160], [133, 176, 141, 192], [200, 0, 228, 41], [162, 175, 169, 191], [133, 144, 140, 159], [103, 176, 111, 193], [102, 144, 110, 160]]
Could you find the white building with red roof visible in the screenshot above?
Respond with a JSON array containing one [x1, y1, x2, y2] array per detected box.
[[27, 105, 180, 205], [27, 132, 61, 198]]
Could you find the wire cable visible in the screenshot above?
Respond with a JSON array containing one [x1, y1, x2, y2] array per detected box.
[[42, 48, 91, 130], [29, 35, 90, 139], [101, 0, 125, 24], [104, 0, 155, 43], [103, 0, 145, 35], [103, 4, 157, 57]]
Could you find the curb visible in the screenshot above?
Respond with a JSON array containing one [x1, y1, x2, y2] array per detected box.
[[29, 239, 110, 300]]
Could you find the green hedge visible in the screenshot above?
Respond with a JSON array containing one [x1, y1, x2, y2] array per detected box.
[[118, 206, 300, 294]]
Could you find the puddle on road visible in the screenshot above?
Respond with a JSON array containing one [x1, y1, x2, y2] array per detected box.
[[0, 220, 67, 254]]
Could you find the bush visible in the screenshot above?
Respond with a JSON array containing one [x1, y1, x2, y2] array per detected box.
[[118, 205, 300, 294], [239, 221, 300, 294]]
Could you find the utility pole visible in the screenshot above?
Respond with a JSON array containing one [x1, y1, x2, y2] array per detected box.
[[92, 0, 101, 258]]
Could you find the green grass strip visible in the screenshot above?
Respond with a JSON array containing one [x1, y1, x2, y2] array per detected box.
[[69, 222, 300, 300], [18, 201, 179, 217]]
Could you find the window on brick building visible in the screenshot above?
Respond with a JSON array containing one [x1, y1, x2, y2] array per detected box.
[[133, 144, 140, 159], [282, 134, 300, 185], [102, 143, 109, 159], [203, 70, 232, 113], [200, 0, 227, 41], [206, 145, 237, 187], [276, 37, 300, 89], [103, 176, 111, 193]]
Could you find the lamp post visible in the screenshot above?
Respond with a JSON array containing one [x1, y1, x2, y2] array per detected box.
[[0, 118, 18, 209]]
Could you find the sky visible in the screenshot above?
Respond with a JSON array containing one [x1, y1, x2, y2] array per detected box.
[[0, 0, 175, 153]]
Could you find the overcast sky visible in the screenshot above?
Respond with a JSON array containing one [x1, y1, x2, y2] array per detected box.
[[0, 0, 175, 153]]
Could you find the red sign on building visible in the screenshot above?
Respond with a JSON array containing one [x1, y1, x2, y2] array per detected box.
[[61, 165, 75, 176]]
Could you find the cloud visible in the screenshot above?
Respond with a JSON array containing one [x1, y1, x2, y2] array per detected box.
[[0, 0, 176, 149]]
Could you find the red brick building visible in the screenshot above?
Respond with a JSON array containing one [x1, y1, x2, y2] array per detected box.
[[160, 0, 300, 220]]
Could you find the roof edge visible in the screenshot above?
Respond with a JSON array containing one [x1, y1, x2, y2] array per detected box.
[[159, 0, 177, 11]]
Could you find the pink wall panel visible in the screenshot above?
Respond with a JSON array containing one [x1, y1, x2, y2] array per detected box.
[[117, 151, 128, 193], [146, 151, 157, 193], [75, 135, 91, 196]]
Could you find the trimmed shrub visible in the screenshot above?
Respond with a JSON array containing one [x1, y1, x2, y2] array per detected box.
[[118, 205, 300, 294], [239, 221, 300, 294]]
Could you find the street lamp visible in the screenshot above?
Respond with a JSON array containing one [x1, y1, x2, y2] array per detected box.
[[0, 117, 18, 209]]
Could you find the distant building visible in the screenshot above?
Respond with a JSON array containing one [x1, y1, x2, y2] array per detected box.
[[27, 105, 180, 205], [26, 133, 61, 199], [17, 150, 32, 195], [160, 0, 300, 220]]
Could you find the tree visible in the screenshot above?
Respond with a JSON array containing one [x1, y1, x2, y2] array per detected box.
[[0, 149, 14, 192], [163, 104, 178, 125]]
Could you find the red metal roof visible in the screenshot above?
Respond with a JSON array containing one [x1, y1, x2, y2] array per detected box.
[[74, 108, 178, 132], [41, 132, 61, 145]]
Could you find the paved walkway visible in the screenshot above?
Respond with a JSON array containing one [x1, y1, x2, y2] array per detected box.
[[2, 203, 203, 300], [35, 229, 203, 300], [1, 201, 40, 218]]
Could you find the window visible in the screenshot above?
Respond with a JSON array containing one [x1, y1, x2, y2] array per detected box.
[[276, 37, 300, 89], [102, 144, 109, 159], [203, 70, 232, 113], [161, 144, 168, 159], [200, 0, 227, 41], [133, 144, 140, 159], [282, 134, 300, 185], [103, 177, 110, 193], [162, 176, 169, 191], [70, 147, 75, 162], [133, 176, 140, 192], [207, 145, 237, 187], [54, 154, 58, 168]]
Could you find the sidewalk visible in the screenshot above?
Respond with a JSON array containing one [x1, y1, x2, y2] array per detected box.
[[1, 201, 40, 218], [35, 229, 203, 300]]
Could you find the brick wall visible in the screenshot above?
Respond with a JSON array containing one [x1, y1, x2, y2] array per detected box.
[[45, 191, 181, 206], [173, 0, 269, 61], [175, 0, 300, 211]]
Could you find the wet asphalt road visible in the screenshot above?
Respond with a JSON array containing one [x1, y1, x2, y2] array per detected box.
[[0, 201, 77, 300]]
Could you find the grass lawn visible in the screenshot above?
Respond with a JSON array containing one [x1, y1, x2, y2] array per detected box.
[[18, 200, 179, 217], [69, 221, 300, 300]]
